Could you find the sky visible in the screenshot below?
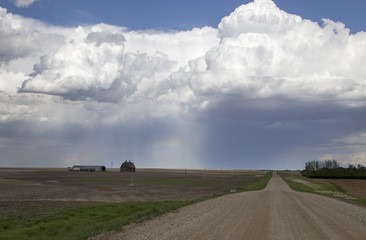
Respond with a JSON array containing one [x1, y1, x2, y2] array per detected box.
[[0, 0, 366, 170]]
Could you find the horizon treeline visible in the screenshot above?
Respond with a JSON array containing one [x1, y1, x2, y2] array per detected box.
[[301, 160, 366, 179]]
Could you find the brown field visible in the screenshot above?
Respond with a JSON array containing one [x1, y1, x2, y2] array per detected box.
[[0, 168, 265, 202], [281, 171, 366, 198], [322, 179, 366, 198]]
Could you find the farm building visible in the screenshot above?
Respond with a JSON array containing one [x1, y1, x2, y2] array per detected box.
[[69, 165, 106, 172], [120, 160, 136, 172]]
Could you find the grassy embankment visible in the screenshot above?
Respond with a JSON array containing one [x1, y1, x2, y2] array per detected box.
[[279, 171, 366, 207], [0, 171, 272, 240]]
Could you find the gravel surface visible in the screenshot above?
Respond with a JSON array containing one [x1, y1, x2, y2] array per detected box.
[[91, 172, 366, 240]]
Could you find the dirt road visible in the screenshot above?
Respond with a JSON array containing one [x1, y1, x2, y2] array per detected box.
[[94, 171, 366, 240]]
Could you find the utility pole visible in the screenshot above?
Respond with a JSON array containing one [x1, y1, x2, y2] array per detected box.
[[130, 171, 134, 186], [185, 168, 187, 200]]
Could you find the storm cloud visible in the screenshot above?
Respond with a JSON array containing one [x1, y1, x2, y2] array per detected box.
[[1, 0, 366, 169]]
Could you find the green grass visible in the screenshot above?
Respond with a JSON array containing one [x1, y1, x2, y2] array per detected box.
[[279, 172, 366, 205], [0, 171, 272, 240], [0, 200, 197, 240], [244, 172, 272, 191], [137, 173, 272, 191], [283, 177, 315, 193], [280, 174, 343, 194], [351, 198, 366, 206]]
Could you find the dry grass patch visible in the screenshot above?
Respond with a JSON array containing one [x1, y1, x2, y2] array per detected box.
[[0, 168, 271, 240], [323, 179, 366, 198]]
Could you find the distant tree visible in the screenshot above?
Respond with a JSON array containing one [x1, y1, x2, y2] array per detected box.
[[301, 159, 366, 179]]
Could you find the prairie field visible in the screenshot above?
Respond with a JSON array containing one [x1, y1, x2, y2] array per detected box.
[[279, 171, 366, 205], [0, 168, 268, 202], [0, 168, 270, 240], [322, 179, 366, 198]]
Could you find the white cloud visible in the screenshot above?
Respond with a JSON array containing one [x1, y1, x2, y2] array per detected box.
[[0, 7, 67, 64], [325, 152, 366, 168], [16, 0, 366, 108], [1, 0, 366, 169], [218, 0, 302, 39], [18, 23, 219, 104], [0, 7, 38, 62], [10, 0, 39, 8], [185, 0, 366, 104], [19, 25, 180, 103], [21, 26, 128, 100], [0, 68, 25, 94], [123, 27, 219, 69]]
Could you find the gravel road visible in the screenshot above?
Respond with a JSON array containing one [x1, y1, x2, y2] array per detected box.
[[92, 171, 366, 240]]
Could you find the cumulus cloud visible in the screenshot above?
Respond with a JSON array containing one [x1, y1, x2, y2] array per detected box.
[[218, 0, 302, 39], [0, 7, 66, 64], [20, 26, 127, 101], [19, 24, 219, 103], [19, 25, 176, 102], [18, 0, 366, 107], [1, 0, 366, 168], [123, 27, 219, 69], [186, 0, 366, 104]]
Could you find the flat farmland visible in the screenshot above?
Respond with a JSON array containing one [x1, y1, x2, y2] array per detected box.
[[0, 168, 271, 240], [279, 171, 366, 199], [322, 179, 366, 198], [2, 169, 366, 240], [93, 172, 366, 240], [0, 168, 267, 202]]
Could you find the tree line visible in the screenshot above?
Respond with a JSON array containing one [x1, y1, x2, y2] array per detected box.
[[301, 160, 366, 179]]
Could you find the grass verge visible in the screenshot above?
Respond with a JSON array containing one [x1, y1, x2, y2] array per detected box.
[[279, 172, 366, 207], [0, 200, 197, 240], [244, 171, 272, 191], [0, 172, 272, 240]]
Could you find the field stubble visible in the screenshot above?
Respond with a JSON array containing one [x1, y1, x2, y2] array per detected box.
[[0, 168, 270, 240], [0, 168, 266, 202], [279, 171, 366, 205]]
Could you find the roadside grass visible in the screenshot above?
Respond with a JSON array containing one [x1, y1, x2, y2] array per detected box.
[[205, 171, 273, 197], [279, 172, 366, 207], [352, 198, 366, 206], [0, 171, 272, 240], [0, 200, 198, 240], [244, 171, 272, 191]]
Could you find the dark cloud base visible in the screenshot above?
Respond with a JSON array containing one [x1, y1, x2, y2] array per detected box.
[[1, 99, 365, 169], [196, 98, 366, 169]]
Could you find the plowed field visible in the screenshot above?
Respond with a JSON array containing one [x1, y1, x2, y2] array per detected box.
[[322, 179, 366, 198], [0, 168, 265, 202]]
